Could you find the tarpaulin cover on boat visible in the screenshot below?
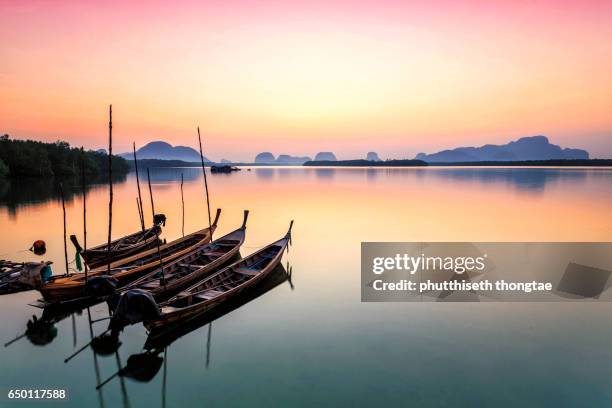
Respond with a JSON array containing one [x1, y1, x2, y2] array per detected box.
[[112, 289, 161, 328]]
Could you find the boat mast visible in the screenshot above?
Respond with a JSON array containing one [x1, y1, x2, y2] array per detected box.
[[147, 168, 166, 284], [180, 173, 185, 237], [59, 183, 69, 277], [81, 147, 88, 282], [197, 127, 213, 240], [106, 105, 113, 275], [132, 142, 145, 231], [136, 198, 144, 232]]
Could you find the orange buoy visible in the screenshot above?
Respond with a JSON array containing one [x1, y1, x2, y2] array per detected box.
[[31, 240, 46, 255]]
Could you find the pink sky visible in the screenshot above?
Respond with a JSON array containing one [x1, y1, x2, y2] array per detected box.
[[1, 0, 611, 160]]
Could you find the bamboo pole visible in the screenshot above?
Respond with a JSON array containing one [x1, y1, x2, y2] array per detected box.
[[86, 307, 106, 408], [81, 147, 88, 281], [64, 329, 111, 363], [138, 197, 144, 229], [115, 351, 130, 408], [147, 168, 166, 284], [137, 196, 144, 231], [136, 197, 142, 230], [205, 322, 212, 369], [147, 168, 156, 215], [4, 332, 27, 347], [72, 313, 77, 347], [132, 142, 145, 231], [106, 105, 113, 275], [197, 127, 213, 240], [180, 173, 185, 237], [59, 183, 69, 276], [162, 348, 167, 408]]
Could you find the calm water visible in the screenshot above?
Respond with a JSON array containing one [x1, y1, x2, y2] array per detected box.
[[1, 167, 612, 407]]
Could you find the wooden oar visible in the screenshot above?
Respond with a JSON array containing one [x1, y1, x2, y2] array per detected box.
[[64, 328, 111, 363], [96, 370, 120, 390], [90, 316, 112, 324], [4, 332, 27, 347]]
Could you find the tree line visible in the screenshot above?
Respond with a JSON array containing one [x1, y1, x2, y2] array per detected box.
[[0, 134, 129, 178]]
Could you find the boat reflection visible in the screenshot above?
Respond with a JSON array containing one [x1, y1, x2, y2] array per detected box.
[[4, 261, 293, 407], [4, 298, 104, 348], [96, 262, 293, 397], [145, 262, 293, 350]]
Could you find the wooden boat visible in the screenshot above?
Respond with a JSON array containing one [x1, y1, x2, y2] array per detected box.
[[145, 262, 291, 348], [119, 210, 249, 301], [70, 217, 165, 268], [143, 221, 293, 331], [36, 209, 221, 304], [0, 261, 52, 294], [96, 263, 292, 390], [210, 165, 240, 173]]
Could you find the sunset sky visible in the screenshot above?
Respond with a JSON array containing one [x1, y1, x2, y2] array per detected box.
[[1, 0, 611, 161]]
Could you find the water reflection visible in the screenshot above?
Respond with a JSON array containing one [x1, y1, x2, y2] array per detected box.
[[313, 168, 336, 180], [365, 168, 377, 183], [423, 168, 590, 192], [236, 166, 612, 194], [4, 298, 104, 348], [2, 262, 291, 407], [254, 168, 275, 181], [136, 168, 200, 183], [2, 168, 611, 215], [94, 263, 292, 404], [0, 177, 118, 216], [1, 165, 612, 406]]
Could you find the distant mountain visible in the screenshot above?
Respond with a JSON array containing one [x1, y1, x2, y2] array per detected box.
[[121, 141, 209, 162], [305, 159, 425, 167], [366, 152, 381, 161], [255, 152, 275, 164], [314, 152, 337, 161], [254, 152, 311, 164], [276, 154, 312, 165], [415, 136, 589, 162]]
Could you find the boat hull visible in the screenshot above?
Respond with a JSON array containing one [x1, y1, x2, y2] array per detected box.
[[81, 237, 160, 268], [144, 229, 290, 331], [38, 223, 218, 304]]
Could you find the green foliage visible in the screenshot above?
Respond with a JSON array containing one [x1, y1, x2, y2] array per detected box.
[[0, 134, 129, 177]]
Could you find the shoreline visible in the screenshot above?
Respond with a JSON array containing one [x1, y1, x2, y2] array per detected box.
[[304, 159, 612, 167]]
